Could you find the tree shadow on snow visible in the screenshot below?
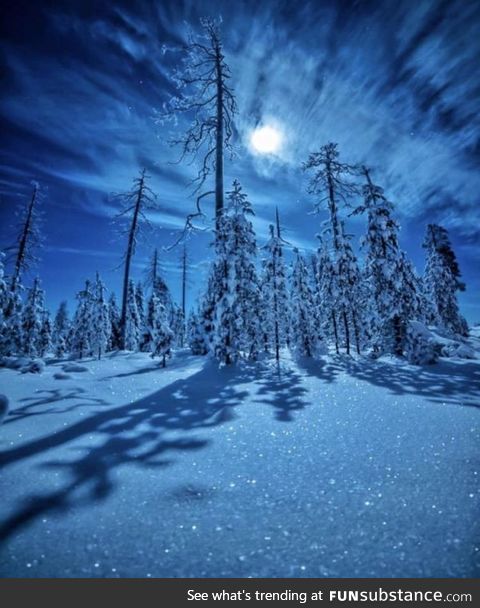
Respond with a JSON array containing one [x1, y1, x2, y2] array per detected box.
[[4, 388, 110, 426], [255, 364, 310, 422], [322, 356, 480, 409], [0, 359, 254, 542]]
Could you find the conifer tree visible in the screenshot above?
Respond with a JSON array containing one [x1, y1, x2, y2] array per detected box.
[[353, 167, 415, 354], [91, 273, 111, 359], [187, 309, 208, 355], [135, 282, 146, 326], [208, 180, 261, 364], [124, 279, 141, 351], [423, 224, 467, 336], [21, 277, 46, 357], [108, 293, 121, 351], [38, 311, 53, 358], [303, 143, 360, 354], [290, 250, 319, 358], [171, 304, 186, 348], [148, 292, 173, 367], [53, 301, 70, 358], [70, 280, 94, 359], [260, 215, 290, 363], [315, 240, 340, 354]]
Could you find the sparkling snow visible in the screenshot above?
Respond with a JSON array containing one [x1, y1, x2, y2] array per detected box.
[[0, 349, 479, 577]]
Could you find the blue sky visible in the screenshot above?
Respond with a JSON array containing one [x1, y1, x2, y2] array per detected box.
[[0, 0, 479, 321]]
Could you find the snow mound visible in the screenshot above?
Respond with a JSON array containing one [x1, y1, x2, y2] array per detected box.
[[62, 363, 89, 373], [0, 356, 32, 370], [53, 372, 72, 380], [0, 394, 9, 424], [0, 357, 45, 373], [20, 359, 45, 374], [405, 321, 438, 365], [441, 343, 476, 359]]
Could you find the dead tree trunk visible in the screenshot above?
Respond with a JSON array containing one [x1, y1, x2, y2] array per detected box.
[[11, 184, 38, 293], [214, 42, 224, 230], [120, 170, 146, 349]]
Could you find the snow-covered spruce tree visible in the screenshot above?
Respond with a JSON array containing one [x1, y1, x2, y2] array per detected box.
[[135, 282, 146, 327], [0, 288, 23, 356], [21, 277, 46, 357], [7, 182, 43, 294], [108, 293, 121, 351], [124, 279, 141, 351], [145, 250, 174, 320], [114, 169, 158, 350], [160, 17, 237, 231], [404, 320, 438, 365], [147, 292, 174, 367], [53, 301, 70, 358], [303, 143, 360, 354], [171, 304, 186, 348], [423, 224, 467, 336], [313, 239, 340, 354], [260, 218, 290, 363], [90, 273, 111, 360], [38, 311, 53, 358], [393, 252, 425, 355], [290, 249, 322, 358], [187, 309, 208, 355], [70, 280, 94, 359], [208, 180, 261, 364], [335, 228, 365, 355]]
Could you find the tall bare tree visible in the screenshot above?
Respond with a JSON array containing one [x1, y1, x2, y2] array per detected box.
[[114, 169, 157, 349], [8, 182, 43, 293], [161, 18, 237, 235]]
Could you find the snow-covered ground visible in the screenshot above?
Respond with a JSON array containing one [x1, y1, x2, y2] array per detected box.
[[0, 349, 479, 577]]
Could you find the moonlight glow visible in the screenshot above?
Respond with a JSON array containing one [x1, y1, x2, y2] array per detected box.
[[250, 125, 283, 154]]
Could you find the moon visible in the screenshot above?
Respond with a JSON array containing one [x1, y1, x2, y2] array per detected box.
[[250, 125, 283, 155]]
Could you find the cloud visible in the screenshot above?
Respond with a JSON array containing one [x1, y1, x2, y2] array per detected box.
[[0, 0, 478, 317]]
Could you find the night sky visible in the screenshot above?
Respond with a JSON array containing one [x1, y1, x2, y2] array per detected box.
[[1, 0, 479, 321]]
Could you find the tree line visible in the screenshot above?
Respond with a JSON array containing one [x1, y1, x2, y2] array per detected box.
[[0, 18, 468, 368]]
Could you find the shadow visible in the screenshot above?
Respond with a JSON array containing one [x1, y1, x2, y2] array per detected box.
[[0, 359, 253, 542], [316, 356, 480, 409], [4, 388, 110, 426], [255, 364, 310, 422], [102, 352, 201, 380]]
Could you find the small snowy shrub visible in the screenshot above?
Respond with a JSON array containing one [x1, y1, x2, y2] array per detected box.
[[404, 321, 438, 365]]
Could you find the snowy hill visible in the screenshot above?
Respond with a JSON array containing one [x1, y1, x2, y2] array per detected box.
[[0, 351, 479, 577]]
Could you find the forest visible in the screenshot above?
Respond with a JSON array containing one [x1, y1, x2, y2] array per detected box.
[[0, 19, 472, 374], [0, 13, 478, 579]]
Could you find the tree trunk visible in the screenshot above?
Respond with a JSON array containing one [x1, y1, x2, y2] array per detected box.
[[120, 172, 145, 349], [181, 245, 187, 346], [332, 311, 339, 355], [214, 46, 224, 231], [11, 184, 37, 293], [393, 314, 403, 356], [342, 308, 350, 355]]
